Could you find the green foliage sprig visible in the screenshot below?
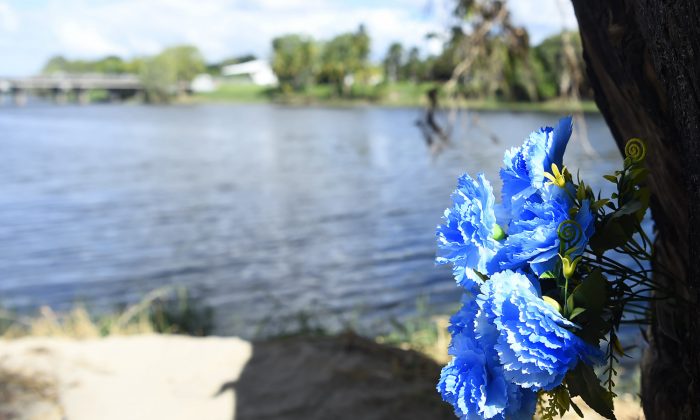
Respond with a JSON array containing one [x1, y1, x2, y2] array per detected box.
[[537, 138, 663, 420]]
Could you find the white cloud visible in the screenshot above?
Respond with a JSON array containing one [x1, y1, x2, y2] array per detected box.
[[55, 21, 128, 57], [0, 0, 577, 76], [0, 1, 19, 32], [32, 0, 442, 61], [509, 0, 577, 43]]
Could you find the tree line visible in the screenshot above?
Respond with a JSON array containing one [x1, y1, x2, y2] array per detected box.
[[43, 45, 207, 102], [41, 25, 591, 103], [271, 25, 591, 102]]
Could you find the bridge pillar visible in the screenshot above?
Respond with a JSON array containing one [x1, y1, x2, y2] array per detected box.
[[133, 90, 145, 103], [108, 89, 123, 103], [12, 88, 26, 106], [75, 88, 89, 105], [51, 88, 68, 104]]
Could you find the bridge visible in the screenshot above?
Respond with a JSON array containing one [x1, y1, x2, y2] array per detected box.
[[0, 74, 144, 105]]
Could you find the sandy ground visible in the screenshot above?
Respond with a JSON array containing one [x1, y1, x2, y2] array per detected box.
[[0, 334, 643, 420], [0, 335, 252, 420], [0, 333, 451, 420]]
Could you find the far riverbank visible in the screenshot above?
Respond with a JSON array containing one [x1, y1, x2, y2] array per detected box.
[[187, 82, 600, 114]]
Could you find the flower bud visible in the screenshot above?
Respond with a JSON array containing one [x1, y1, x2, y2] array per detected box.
[[560, 255, 581, 280]]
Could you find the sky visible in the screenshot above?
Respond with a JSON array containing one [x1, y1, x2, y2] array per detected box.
[[0, 0, 578, 76]]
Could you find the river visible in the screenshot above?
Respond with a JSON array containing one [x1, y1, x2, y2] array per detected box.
[[0, 103, 624, 338]]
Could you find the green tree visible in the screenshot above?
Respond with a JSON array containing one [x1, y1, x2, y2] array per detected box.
[[401, 47, 423, 82], [271, 34, 317, 91], [428, 29, 465, 82], [440, 1, 534, 101], [532, 31, 591, 100], [42, 55, 130, 74], [42, 55, 70, 74], [124, 57, 146, 74], [501, 40, 539, 101], [383, 42, 404, 82], [159, 45, 205, 84], [92, 56, 128, 74], [139, 45, 205, 102], [318, 24, 371, 96], [139, 54, 177, 103]]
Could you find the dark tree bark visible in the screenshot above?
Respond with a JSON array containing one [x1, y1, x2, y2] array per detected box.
[[570, 1, 700, 418]]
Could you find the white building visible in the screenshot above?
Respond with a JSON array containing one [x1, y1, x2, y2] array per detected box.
[[190, 74, 216, 93], [221, 60, 278, 86]]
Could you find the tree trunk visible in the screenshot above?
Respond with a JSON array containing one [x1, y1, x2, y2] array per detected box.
[[570, 1, 700, 418]]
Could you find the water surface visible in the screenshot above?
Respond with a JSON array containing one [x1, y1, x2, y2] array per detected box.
[[0, 103, 622, 337]]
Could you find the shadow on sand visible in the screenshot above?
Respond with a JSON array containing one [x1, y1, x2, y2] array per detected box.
[[217, 332, 453, 420]]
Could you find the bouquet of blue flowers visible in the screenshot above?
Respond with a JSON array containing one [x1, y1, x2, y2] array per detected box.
[[436, 116, 655, 419]]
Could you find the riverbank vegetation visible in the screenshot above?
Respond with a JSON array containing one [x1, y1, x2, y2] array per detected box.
[[0, 287, 636, 398], [39, 19, 596, 113], [0, 287, 213, 339], [190, 81, 597, 113], [0, 284, 644, 420], [0, 289, 641, 412], [0, 287, 450, 362]]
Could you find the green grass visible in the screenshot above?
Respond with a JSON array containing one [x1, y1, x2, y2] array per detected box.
[[192, 81, 599, 113], [192, 83, 271, 103], [378, 82, 600, 112], [457, 97, 600, 113]]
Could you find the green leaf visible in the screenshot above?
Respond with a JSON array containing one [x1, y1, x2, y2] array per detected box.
[[555, 386, 571, 415], [539, 387, 573, 419], [612, 336, 628, 357], [570, 307, 586, 320], [576, 183, 587, 201], [603, 174, 617, 183], [573, 269, 606, 318], [570, 398, 585, 418], [591, 199, 610, 211], [611, 200, 644, 218], [589, 214, 637, 255], [566, 363, 616, 419], [634, 188, 650, 220], [571, 269, 608, 343], [473, 270, 489, 282], [630, 167, 648, 184], [540, 270, 557, 279], [566, 294, 576, 314]]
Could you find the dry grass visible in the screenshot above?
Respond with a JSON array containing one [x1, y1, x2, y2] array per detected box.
[[0, 287, 212, 340], [376, 315, 451, 364], [0, 364, 61, 419], [0, 287, 212, 418], [0, 305, 157, 339]]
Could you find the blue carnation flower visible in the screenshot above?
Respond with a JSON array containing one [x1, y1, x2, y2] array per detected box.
[[488, 192, 595, 276], [437, 173, 501, 291], [438, 298, 537, 420], [500, 116, 573, 217], [478, 270, 603, 391]]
